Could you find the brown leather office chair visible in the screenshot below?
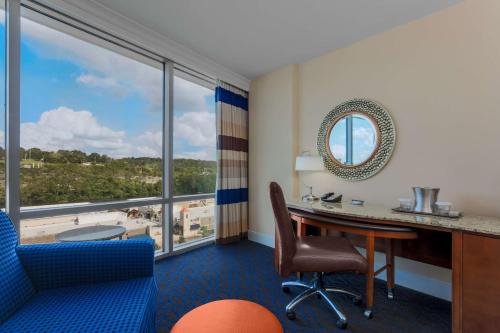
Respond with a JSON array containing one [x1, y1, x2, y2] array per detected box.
[[269, 182, 368, 329]]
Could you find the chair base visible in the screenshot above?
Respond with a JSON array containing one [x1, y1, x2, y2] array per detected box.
[[387, 287, 395, 300], [281, 273, 362, 330]]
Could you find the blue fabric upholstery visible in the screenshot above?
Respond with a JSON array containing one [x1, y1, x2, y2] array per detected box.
[[0, 212, 35, 323], [17, 239, 155, 290], [1, 277, 157, 333], [0, 212, 157, 332]]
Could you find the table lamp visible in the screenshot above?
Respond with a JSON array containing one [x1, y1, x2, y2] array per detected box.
[[295, 154, 325, 202]]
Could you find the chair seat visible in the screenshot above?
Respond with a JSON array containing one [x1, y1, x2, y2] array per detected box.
[[292, 236, 368, 273], [1, 277, 157, 333]]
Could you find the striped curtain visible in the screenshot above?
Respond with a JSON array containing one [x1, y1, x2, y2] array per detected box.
[[215, 81, 248, 244]]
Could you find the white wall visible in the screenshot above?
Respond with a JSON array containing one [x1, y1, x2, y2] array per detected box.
[[249, 65, 299, 244], [298, 0, 500, 214], [248, 0, 500, 300]]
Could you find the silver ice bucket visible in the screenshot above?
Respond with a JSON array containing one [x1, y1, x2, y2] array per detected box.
[[413, 187, 440, 213]]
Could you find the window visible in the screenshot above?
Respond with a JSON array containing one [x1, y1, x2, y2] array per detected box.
[[21, 204, 162, 249], [173, 199, 215, 246], [3, 3, 218, 252], [173, 74, 216, 196], [20, 9, 163, 207], [172, 73, 216, 248]]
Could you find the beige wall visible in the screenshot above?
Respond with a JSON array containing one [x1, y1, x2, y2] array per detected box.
[[249, 65, 299, 239], [248, 0, 500, 299], [250, 0, 500, 235], [298, 0, 500, 214]]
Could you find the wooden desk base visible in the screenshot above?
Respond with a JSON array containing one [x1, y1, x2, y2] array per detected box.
[[283, 205, 500, 332]]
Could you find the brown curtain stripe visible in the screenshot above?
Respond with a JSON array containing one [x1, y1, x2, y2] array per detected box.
[[215, 81, 249, 244], [217, 135, 248, 152]]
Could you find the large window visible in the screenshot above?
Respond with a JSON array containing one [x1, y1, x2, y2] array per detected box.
[[172, 74, 216, 246], [20, 10, 163, 207], [173, 74, 216, 196], [0, 3, 219, 252]]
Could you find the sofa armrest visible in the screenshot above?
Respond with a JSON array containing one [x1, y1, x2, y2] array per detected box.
[[16, 239, 155, 291]]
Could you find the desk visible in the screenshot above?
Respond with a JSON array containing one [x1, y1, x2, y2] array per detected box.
[[287, 200, 500, 333]]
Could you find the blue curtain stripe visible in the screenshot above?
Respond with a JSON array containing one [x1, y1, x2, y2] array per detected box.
[[216, 188, 248, 205], [215, 86, 248, 111]]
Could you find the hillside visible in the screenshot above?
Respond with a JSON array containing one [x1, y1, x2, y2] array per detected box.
[[0, 148, 216, 207]]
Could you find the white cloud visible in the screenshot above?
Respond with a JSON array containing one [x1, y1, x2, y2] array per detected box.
[[18, 106, 215, 159], [353, 127, 376, 147], [21, 107, 128, 154], [134, 131, 162, 158], [352, 126, 377, 163], [77, 74, 118, 88], [20, 106, 168, 159], [17, 17, 216, 159], [174, 76, 213, 113], [174, 111, 216, 147], [77, 74, 130, 98], [331, 144, 346, 163], [22, 17, 163, 110]]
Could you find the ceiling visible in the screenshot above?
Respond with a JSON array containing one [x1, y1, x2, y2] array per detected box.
[[93, 0, 461, 79]]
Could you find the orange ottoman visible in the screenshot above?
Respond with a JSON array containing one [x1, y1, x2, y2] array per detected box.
[[171, 300, 283, 333]]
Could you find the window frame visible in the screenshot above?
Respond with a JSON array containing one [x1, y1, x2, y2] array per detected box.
[[5, 0, 217, 255]]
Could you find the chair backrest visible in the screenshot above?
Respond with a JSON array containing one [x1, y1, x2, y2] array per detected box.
[[269, 182, 296, 277], [0, 211, 35, 323]]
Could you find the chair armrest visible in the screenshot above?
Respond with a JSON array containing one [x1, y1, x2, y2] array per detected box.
[[16, 239, 155, 291]]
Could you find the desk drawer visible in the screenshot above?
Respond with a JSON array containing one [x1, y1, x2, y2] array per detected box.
[[462, 233, 500, 333]]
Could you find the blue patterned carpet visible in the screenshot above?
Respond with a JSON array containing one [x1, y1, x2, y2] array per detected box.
[[155, 240, 450, 333]]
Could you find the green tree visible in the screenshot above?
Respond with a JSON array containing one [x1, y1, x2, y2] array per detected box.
[[17, 147, 216, 207]]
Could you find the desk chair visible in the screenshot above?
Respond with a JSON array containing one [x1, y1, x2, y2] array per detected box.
[[269, 182, 368, 329]]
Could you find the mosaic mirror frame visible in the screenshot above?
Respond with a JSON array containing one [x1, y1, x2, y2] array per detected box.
[[317, 99, 396, 181]]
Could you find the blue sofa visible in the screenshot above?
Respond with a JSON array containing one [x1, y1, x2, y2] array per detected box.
[[0, 212, 158, 332]]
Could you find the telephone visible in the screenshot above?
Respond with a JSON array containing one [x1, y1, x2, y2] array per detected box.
[[320, 192, 343, 203]]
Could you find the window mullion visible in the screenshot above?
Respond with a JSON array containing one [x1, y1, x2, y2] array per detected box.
[[5, 0, 21, 234], [163, 60, 174, 253]]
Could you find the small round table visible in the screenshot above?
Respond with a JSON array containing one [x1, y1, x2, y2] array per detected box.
[[171, 300, 283, 333], [55, 225, 126, 242]]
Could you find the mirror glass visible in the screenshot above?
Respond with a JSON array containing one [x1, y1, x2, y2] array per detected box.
[[328, 114, 378, 166]]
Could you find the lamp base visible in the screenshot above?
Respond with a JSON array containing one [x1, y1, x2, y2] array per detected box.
[[302, 194, 319, 202]]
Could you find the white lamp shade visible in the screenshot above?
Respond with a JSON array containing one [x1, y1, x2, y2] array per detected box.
[[295, 156, 325, 171]]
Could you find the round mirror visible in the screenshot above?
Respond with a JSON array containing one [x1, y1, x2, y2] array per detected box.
[[328, 113, 379, 166], [317, 99, 396, 181]]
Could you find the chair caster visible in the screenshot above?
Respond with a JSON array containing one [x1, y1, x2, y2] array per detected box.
[[282, 286, 290, 294], [387, 288, 394, 300], [353, 296, 362, 306], [364, 309, 373, 319], [336, 320, 348, 329], [286, 310, 296, 320]]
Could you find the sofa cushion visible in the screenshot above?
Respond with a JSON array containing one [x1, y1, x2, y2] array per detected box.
[[16, 239, 155, 290], [0, 277, 158, 333], [0, 212, 35, 324]]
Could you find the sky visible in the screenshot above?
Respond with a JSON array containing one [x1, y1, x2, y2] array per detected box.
[[0, 11, 216, 161], [329, 115, 377, 165]]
